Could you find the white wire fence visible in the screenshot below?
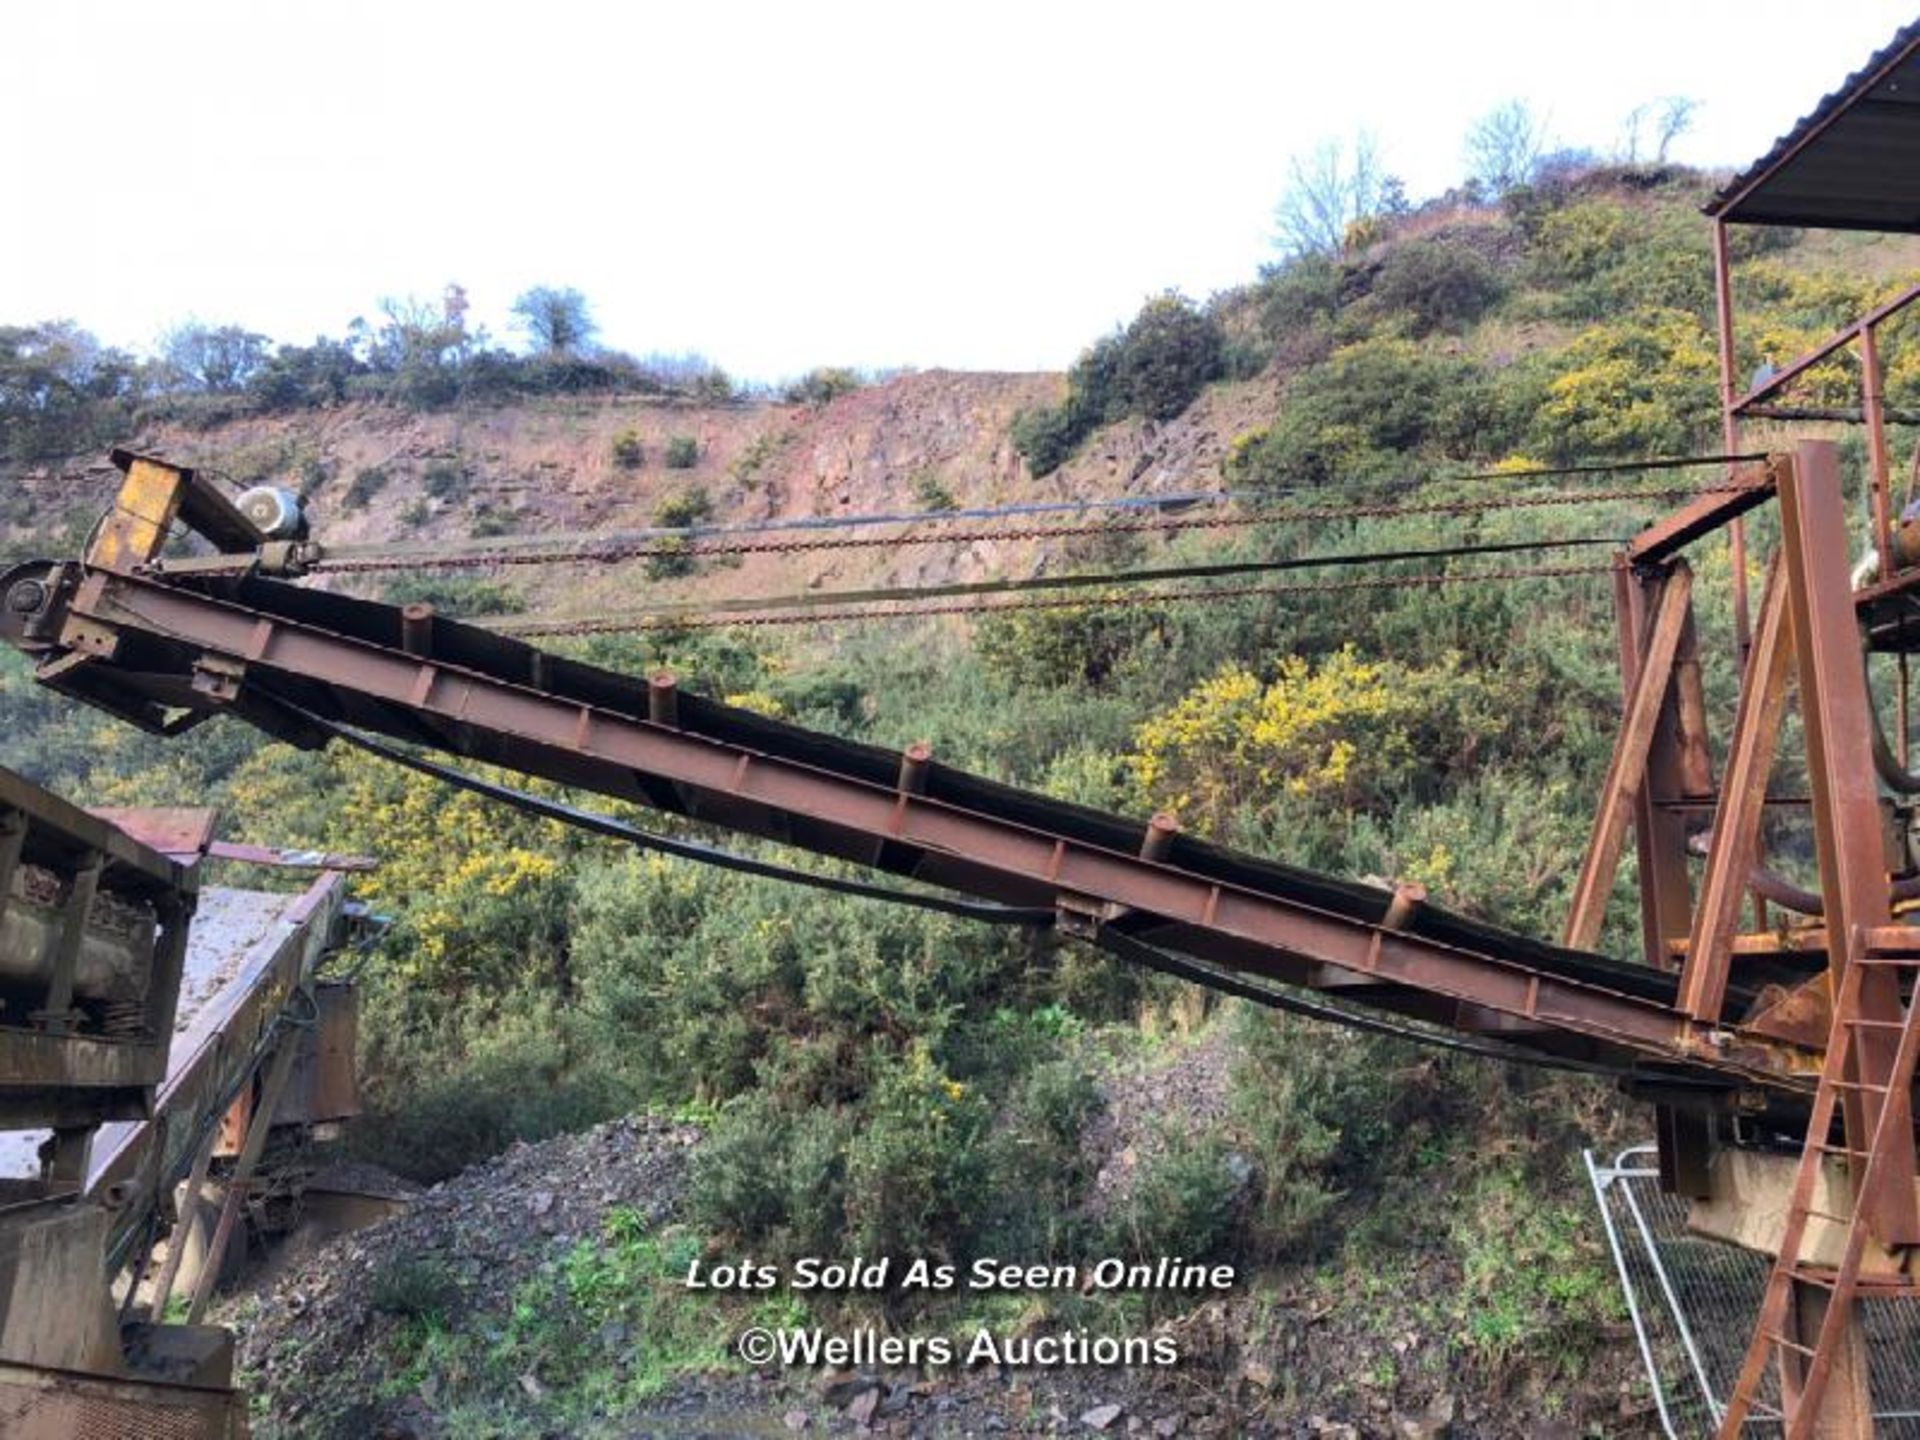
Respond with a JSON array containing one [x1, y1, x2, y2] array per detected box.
[[1586, 1145, 1920, 1436]]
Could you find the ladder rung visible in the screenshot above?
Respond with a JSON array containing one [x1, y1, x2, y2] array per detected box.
[[1789, 1266, 1920, 1296], [1844, 1017, 1910, 1031], [1765, 1331, 1818, 1357], [1853, 955, 1920, 967], [1857, 1276, 1920, 1294], [1803, 1205, 1855, 1223], [1828, 1079, 1893, 1094], [1809, 1140, 1872, 1160], [1787, 1267, 1843, 1290]]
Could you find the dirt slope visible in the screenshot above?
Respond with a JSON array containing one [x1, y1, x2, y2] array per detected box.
[[2, 370, 1282, 612]]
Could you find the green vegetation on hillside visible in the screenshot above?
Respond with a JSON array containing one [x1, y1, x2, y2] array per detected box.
[[0, 285, 740, 463], [1012, 292, 1227, 476], [5, 150, 1913, 1434]]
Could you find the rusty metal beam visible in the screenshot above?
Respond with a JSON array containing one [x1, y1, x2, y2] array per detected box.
[[1728, 282, 1920, 416], [1628, 458, 1780, 566], [185, 1033, 301, 1324], [1563, 560, 1694, 952], [1714, 218, 1753, 656], [147, 1116, 221, 1321], [1642, 593, 1704, 969], [53, 568, 1822, 1086], [1779, 440, 1918, 1244], [38, 853, 102, 1032], [1862, 321, 1895, 572], [1672, 615, 1715, 801], [1680, 552, 1794, 1023]]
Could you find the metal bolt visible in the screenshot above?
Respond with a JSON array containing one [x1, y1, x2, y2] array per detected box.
[[5, 578, 46, 614]]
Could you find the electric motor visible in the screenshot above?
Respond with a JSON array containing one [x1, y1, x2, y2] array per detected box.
[[236, 485, 307, 540]]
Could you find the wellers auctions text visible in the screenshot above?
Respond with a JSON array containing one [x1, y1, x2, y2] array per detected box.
[[684, 1255, 1236, 1294]]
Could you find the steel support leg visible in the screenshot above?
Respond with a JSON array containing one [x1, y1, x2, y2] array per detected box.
[[1681, 551, 1792, 1023], [1564, 559, 1695, 952], [1779, 441, 1917, 1244], [186, 1034, 302, 1324]]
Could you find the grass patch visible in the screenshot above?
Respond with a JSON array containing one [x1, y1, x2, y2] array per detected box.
[[359, 1210, 738, 1436]]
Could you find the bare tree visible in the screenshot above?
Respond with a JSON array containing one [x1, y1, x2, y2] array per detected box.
[[1464, 100, 1547, 196], [1651, 96, 1697, 163], [1619, 96, 1697, 166], [1273, 133, 1390, 257]]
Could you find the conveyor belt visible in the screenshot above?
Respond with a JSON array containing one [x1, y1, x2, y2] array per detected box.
[[4, 562, 1821, 1093], [215, 572, 1747, 1005]]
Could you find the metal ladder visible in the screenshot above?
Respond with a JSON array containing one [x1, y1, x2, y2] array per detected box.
[[1719, 944, 1920, 1436]]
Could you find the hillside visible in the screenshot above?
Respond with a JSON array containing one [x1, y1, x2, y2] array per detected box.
[[3, 367, 1287, 617], [6, 165, 1920, 1437]]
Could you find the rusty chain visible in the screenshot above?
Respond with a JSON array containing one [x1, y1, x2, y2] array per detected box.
[[498, 561, 1613, 635], [294, 483, 1723, 575]]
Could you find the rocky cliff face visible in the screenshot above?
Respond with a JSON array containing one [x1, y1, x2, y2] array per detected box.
[[2, 367, 1282, 607]]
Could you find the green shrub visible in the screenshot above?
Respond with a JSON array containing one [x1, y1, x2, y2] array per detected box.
[[1105, 1127, 1243, 1263], [1011, 399, 1085, 477], [784, 367, 861, 406], [370, 1258, 458, 1322], [977, 603, 1172, 689], [1225, 336, 1514, 486], [841, 1046, 991, 1260], [729, 429, 789, 487], [348, 985, 629, 1183], [646, 487, 715, 579], [911, 469, 957, 512], [687, 1093, 803, 1244], [1111, 292, 1225, 421], [1011, 296, 1223, 475], [688, 1093, 854, 1259], [1251, 253, 1344, 343], [1371, 239, 1505, 337], [382, 575, 525, 616], [1528, 195, 1711, 320], [344, 467, 389, 508], [978, 1057, 1103, 1260], [689, 1044, 997, 1265], [655, 491, 711, 529], [1531, 306, 1718, 459], [470, 507, 514, 538], [422, 461, 465, 500], [663, 435, 698, 469], [611, 429, 644, 469]]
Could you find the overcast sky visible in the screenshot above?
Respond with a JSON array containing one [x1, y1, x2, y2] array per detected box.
[[4, 1, 1915, 380]]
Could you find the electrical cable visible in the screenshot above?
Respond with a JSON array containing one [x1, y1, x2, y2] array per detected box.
[[1867, 644, 1920, 794], [280, 705, 1727, 1089], [1087, 927, 1731, 1089], [498, 561, 1614, 637], [486, 537, 1620, 635], [284, 702, 1057, 926]]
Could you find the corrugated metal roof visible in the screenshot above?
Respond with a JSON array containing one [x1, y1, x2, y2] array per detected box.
[[1706, 18, 1920, 232]]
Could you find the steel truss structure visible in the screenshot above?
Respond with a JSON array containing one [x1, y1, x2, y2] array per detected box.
[[0, 427, 1905, 1434]]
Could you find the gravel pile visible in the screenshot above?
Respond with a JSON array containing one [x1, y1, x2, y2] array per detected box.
[[232, 1112, 700, 1430]]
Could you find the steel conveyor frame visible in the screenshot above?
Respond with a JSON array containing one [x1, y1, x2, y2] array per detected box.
[[0, 500, 1820, 1095]]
